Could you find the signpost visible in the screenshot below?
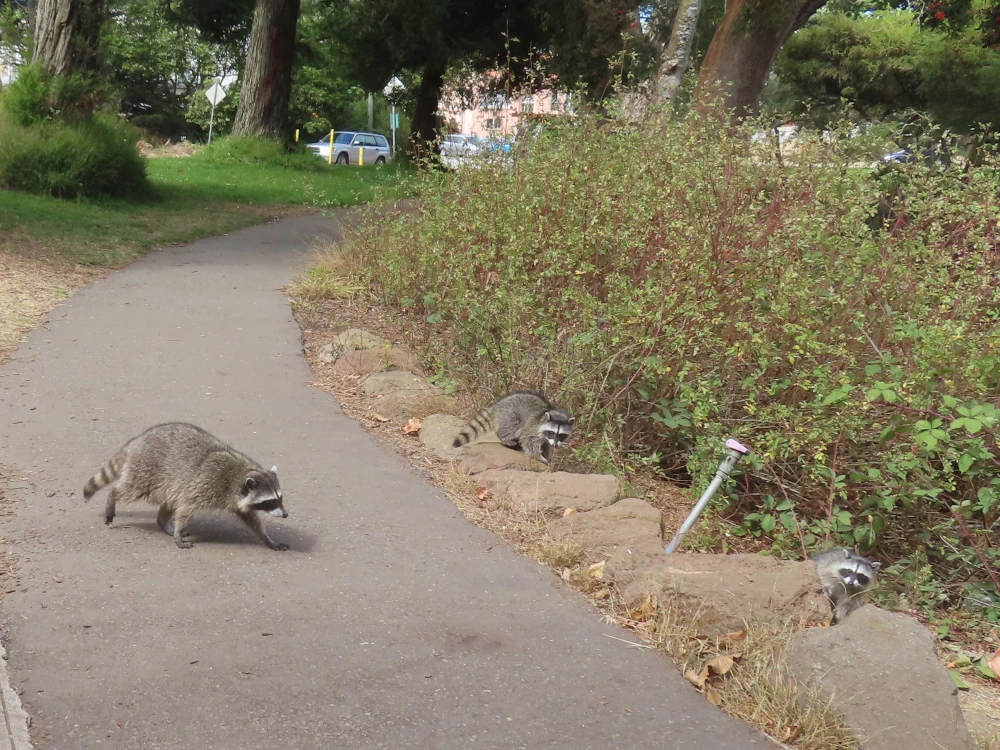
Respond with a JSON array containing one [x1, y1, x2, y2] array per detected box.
[[205, 82, 226, 146], [383, 76, 405, 154]]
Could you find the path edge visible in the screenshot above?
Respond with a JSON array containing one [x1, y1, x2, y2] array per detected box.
[[0, 641, 32, 750]]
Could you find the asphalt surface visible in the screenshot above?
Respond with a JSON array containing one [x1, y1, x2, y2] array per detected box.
[[0, 213, 766, 749]]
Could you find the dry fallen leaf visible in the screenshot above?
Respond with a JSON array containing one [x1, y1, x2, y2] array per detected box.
[[475, 487, 490, 505], [781, 725, 801, 743], [989, 649, 1000, 680], [706, 654, 736, 677], [402, 417, 422, 435], [561, 568, 573, 581], [684, 668, 706, 690], [717, 630, 746, 649], [628, 594, 658, 622], [592, 588, 610, 600], [563, 507, 577, 517], [372, 413, 390, 423], [588, 561, 606, 580], [705, 685, 723, 707]]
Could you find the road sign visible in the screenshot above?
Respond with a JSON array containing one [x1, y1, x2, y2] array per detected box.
[[383, 76, 404, 98], [204, 82, 227, 146], [205, 82, 226, 107], [391, 112, 400, 129]]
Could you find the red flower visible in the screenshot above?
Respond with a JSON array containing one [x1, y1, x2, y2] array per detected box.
[[934, 10, 945, 19]]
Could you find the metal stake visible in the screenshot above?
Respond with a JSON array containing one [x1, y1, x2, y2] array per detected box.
[[665, 439, 750, 554]]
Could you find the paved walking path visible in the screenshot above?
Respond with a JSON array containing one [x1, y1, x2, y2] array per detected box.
[[0, 214, 765, 749]]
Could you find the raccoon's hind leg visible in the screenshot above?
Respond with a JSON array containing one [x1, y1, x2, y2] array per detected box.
[[238, 511, 289, 551], [155, 505, 190, 539], [105, 488, 118, 526]]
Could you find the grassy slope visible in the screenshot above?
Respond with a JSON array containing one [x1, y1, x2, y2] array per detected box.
[[0, 154, 404, 266]]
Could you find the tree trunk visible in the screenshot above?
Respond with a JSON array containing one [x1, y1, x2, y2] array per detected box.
[[409, 57, 447, 160], [31, 0, 104, 77], [651, 0, 703, 105], [695, 0, 825, 118], [231, 0, 301, 141]]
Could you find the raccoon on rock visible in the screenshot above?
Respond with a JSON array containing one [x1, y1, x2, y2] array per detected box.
[[452, 391, 575, 464], [83, 422, 289, 551], [810, 547, 881, 623]]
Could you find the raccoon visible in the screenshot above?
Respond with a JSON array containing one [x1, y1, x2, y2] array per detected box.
[[82, 422, 289, 551], [811, 547, 881, 624], [451, 391, 575, 464]]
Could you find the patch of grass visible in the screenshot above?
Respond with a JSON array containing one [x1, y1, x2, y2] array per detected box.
[[1, 148, 408, 267], [538, 541, 586, 570], [287, 243, 367, 301], [644, 603, 858, 750]]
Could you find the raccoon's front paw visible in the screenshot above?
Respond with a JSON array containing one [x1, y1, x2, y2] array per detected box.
[[268, 541, 290, 552], [105, 515, 114, 526], [174, 538, 194, 549]]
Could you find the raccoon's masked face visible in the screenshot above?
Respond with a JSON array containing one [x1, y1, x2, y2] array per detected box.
[[241, 466, 288, 518], [541, 412, 576, 448], [838, 557, 879, 593]]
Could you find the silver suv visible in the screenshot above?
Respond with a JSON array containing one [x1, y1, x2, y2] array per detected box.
[[307, 131, 392, 165]]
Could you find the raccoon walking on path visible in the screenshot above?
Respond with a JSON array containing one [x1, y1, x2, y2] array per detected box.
[[452, 391, 575, 464], [83, 422, 290, 551], [811, 547, 881, 623]]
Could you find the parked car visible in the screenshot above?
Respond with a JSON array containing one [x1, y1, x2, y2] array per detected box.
[[307, 131, 392, 165], [440, 134, 485, 158]]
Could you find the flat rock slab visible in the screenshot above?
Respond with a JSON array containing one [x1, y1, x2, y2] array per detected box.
[[458, 442, 544, 474], [419, 414, 468, 459], [318, 328, 390, 362], [363, 370, 436, 397], [329, 347, 419, 376], [373, 388, 458, 422], [610, 554, 829, 637], [475, 469, 619, 514], [548, 497, 664, 564], [785, 606, 975, 750]]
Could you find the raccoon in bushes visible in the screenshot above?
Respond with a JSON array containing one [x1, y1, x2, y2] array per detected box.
[[811, 547, 881, 623], [452, 391, 575, 464], [83, 422, 289, 551]]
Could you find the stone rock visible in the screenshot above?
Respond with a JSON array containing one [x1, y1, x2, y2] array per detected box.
[[372, 389, 458, 422], [329, 347, 419, 376], [318, 328, 390, 362], [609, 553, 829, 638], [363, 371, 435, 397], [418, 414, 469, 459], [548, 498, 664, 566], [475, 469, 619, 514], [785, 606, 975, 750], [457, 443, 544, 474]]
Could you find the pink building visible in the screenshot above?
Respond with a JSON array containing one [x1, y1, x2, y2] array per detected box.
[[439, 86, 573, 138]]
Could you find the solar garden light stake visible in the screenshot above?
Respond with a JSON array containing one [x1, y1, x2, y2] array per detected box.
[[665, 439, 750, 554]]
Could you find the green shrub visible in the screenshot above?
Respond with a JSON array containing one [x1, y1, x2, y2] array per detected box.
[[194, 136, 329, 172], [1, 64, 105, 127], [0, 113, 149, 199], [340, 108, 1000, 621]]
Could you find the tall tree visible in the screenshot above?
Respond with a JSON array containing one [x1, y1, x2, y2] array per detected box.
[[651, 0, 703, 104], [231, 0, 301, 139], [32, 0, 104, 75], [694, 0, 826, 117]]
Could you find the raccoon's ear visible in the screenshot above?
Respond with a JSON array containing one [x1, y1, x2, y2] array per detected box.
[[271, 465, 278, 475], [543, 411, 551, 421], [871, 561, 882, 572], [243, 476, 257, 494], [568, 416, 576, 425]]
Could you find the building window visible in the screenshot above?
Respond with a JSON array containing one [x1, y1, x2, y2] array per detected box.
[[522, 96, 534, 114], [550, 90, 559, 110], [483, 94, 507, 110], [485, 117, 502, 130]]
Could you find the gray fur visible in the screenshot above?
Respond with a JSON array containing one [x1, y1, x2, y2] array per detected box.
[[451, 391, 575, 464], [811, 546, 881, 623], [82, 422, 289, 551]]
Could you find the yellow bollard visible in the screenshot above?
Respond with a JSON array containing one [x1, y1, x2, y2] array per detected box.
[[359, 147, 364, 166], [328, 130, 334, 164], [295, 129, 299, 143]]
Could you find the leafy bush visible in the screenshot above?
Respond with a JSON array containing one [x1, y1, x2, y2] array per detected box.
[[1, 64, 105, 127], [195, 136, 330, 172], [0, 112, 149, 199], [340, 108, 1000, 621]]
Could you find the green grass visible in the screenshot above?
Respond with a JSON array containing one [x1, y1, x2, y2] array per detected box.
[[0, 142, 408, 267]]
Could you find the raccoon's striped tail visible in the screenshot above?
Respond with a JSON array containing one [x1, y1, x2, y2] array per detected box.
[[452, 409, 494, 448], [83, 452, 125, 501]]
